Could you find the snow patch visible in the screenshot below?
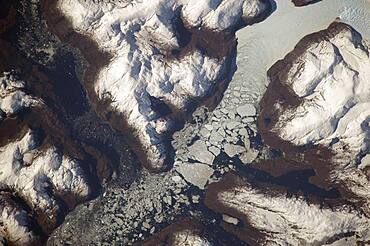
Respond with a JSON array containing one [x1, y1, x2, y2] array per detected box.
[[0, 72, 39, 117]]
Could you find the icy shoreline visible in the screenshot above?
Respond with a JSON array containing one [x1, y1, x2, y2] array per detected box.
[[171, 0, 370, 192], [233, 0, 370, 106], [44, 0, 274, 172]]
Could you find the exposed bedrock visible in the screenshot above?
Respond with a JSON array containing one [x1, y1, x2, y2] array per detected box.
[[42, 0, 275, 172], [258, 22, 370, 215]]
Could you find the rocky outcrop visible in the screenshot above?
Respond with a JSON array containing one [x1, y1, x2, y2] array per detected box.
[[42, 0, 274, 171], [259, 22, 370, 214]]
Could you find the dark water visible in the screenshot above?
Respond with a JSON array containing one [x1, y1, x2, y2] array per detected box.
[[0, 0, 12, 19], [214, 151, 340, 199], [42, 51, 89, 117]]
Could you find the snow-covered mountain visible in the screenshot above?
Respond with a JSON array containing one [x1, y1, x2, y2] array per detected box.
[[203, 20, 370, 246], [44, 0, 273, 171], [259, 22, 370, 215], [206, 173, 370, 245], [0, 72, 92, 245]]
